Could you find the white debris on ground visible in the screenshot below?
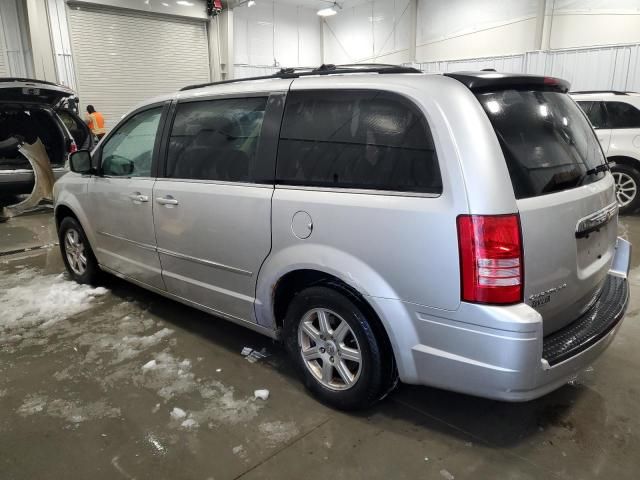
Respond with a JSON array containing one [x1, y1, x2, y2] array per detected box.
[[258, 421, 300, 446], [232, 444, 248, 459], [145, 433, 167, 455], [181, 418, 198, 429], [170, 407, 187, 420], [254, 389, 270, 401], [142, 359, 157, 370], [241, 346, 270, 363]]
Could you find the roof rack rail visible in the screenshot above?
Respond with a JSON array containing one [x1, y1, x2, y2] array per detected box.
[[180, 64, 422, 91], [570, 90, 629, 95]]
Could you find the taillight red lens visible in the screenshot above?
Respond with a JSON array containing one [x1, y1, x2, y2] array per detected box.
[[457, 214, 523, 305], [68, 141, 77, 154]]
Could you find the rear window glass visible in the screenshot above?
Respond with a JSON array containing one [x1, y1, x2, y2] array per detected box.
[[478, 90, 607, 199], [276, 90, 442, 194]]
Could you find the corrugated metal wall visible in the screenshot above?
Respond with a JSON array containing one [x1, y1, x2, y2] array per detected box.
[[67, 4, 210, 129], [412, 43, 640, 91]]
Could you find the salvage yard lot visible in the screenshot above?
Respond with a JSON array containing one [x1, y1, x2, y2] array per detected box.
[[1, 212, 639, 480]]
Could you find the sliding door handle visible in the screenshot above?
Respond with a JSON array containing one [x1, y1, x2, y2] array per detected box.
[[128, 192, 149, 203], [156, 196, 179, 206]]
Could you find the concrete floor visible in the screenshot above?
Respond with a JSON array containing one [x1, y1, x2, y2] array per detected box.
[[1, 210, 639, 480]]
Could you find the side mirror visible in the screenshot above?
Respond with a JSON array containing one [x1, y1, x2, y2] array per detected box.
[[69, 150, 92, 174]]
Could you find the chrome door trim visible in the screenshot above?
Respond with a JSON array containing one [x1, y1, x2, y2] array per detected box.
[[275, 184, 441, 198], [97, 230, 157, 252], [99, 264, 277, 339], [97, 232, 251, 275], [157, 247, 253, 276]]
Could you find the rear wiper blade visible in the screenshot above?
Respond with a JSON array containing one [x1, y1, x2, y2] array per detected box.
[[585, 163, 609, 176]]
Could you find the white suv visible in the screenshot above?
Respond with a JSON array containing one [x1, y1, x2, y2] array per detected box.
[[572, 91, 640, 213]]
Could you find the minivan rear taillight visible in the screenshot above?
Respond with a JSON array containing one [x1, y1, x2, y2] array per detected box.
[[457, 214, 523, 305]]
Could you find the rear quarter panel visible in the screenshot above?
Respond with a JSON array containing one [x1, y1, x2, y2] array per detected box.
[[256, 75, 479, 328]]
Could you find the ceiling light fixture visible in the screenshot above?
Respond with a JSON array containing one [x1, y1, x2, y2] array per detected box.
[[247, 0, 256, 6], [317, 2, 339, 16]]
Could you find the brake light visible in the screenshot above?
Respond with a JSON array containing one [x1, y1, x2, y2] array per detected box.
[[457, 214, 523, 305], [68, 141, 77, 154]]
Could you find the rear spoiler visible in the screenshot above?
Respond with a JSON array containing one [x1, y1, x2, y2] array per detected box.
[[445, 71, 570, 94]]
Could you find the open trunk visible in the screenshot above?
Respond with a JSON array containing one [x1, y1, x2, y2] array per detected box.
[[0, 105, 67, 169]]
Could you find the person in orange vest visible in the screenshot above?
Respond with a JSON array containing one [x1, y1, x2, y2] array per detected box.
[[85, 105, 106, 139]]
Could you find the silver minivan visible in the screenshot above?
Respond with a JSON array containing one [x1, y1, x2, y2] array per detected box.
[[54, 66, 631, 409]]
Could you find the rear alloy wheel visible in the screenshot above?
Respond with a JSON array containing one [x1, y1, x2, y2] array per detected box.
[[284, 286, 391, 410], [298, 308, 362, 391], [611, 164, 640, 214]]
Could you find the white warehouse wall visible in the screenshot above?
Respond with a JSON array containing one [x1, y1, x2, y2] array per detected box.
[[549, 0, 640, 49], [414, 0, 640, 63], [322, 0, 412, 65], [416, 0, 538, 62], [233, 2, 321, 70]]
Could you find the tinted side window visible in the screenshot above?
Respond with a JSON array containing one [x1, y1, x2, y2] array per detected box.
[[276, 90, 441, 194], [102, 107, 162, 177], [577, 101, 606, 129], [166, 97, 267, 182], [604, 101, 640, 129]]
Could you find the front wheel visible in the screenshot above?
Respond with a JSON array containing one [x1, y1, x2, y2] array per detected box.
[[58, 216, 100, 284], [611, 164, 640, 214], [283, 286, 391, 410]]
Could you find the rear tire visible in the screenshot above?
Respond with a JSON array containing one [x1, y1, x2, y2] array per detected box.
[[611, 163, 640, 214], [283, 285, 391, 410], [59, 216, 100, 284]]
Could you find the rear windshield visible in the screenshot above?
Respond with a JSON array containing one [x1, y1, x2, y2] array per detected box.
[[478, 90, 607, 199]]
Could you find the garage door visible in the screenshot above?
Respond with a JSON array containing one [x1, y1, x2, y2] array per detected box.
[[67, 4, 210, 130]]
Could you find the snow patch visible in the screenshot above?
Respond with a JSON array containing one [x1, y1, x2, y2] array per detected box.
[[17, 394, 120, 424], [0, 269, 109, 343]]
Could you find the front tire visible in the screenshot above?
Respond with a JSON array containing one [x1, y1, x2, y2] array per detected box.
[[58, 216, 100, 284], [283, 286, 390, 410], [611, 163, 640, 214]]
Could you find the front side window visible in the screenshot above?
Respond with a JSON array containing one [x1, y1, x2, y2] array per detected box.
[[101, 107, 162, 177], [276, 90, 442, 194], [166, 97, 267, 182], [604, 101, 640, 129]]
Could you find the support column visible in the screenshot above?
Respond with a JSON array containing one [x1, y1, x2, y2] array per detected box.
[[409, 0, 417, 63], [535, 0, 552, 51], [25, 0, 57, 81], [208, 9, 234, 81]]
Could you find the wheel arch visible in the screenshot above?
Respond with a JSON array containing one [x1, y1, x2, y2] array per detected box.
[[608, 155, 640, 170], [256, 245, 418, 381]]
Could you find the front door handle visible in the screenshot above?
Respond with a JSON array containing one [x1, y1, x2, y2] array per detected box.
[[156, 196, 179, 206], [128, 192, 149, 203]]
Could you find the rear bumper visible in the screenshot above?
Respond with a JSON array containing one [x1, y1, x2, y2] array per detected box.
[[0, 167, 66, 194], [374, 237, 631, 401]]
